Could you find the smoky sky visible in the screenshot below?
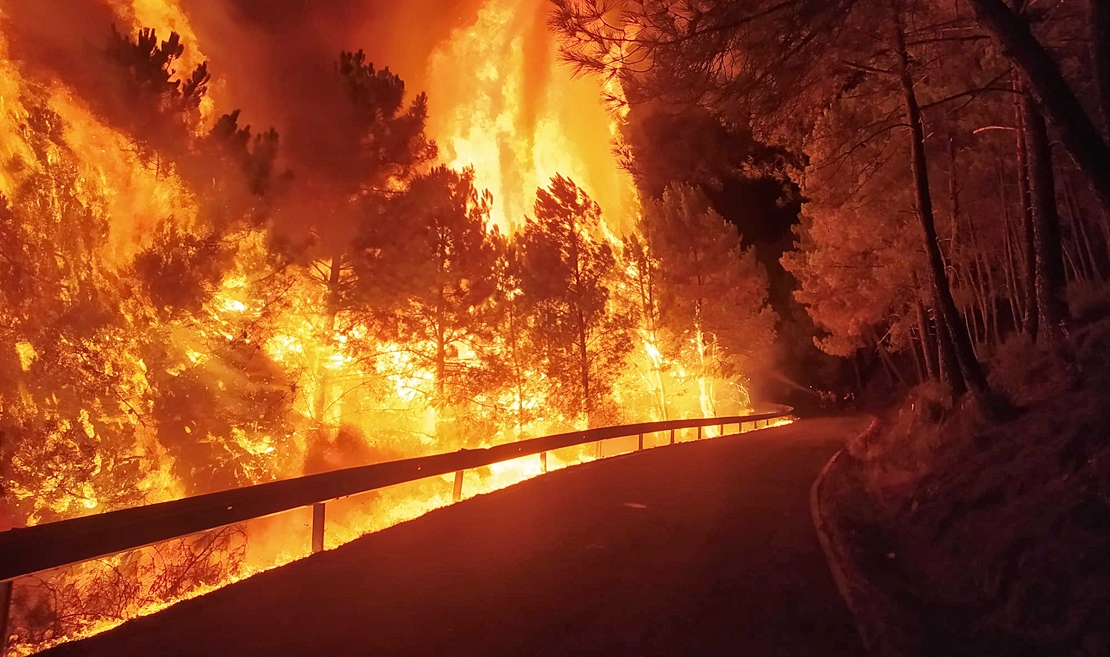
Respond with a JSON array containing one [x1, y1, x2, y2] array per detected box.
[[179, 0, 488, 167], [0, 0, 488, 172]]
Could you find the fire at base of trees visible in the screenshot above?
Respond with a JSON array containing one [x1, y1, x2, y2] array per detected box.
[[0, 17, 775, 652]]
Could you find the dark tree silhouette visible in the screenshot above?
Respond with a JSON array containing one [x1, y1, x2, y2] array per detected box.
[[355, 166, 501, 444], [519, 175, 632, 428]]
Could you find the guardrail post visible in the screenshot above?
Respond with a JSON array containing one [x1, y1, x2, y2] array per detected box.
[[453, 470, 464, 502], [1, 578, 12, 656], [637, 433, 644, 450], [596, 441, 602, 459], [719, 423, 724, 436], [539, 451, 547, 473], [0, 406, 797, 592], [311, 502, 326, 554]]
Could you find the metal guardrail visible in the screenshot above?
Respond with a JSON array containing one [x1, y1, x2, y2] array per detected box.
[[0, 405, 792, 641]]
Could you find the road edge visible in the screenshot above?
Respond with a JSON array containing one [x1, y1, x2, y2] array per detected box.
[[809, 415, 880, 654]]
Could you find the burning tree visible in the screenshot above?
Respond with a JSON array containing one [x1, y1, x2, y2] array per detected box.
[[104, 27, 210, 166], [356, 165, 503, 446], [285, 50, 437, 427], [0, 103, 170, 525], [519, 175, 634, 428], [489, 241, 548, 436], [0, 10, 788, 652], [641, 185, 775, 416]]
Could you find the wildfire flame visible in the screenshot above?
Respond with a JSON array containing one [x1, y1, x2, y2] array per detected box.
[[0, 1, 773, 654], [426, 0, 635, 234]]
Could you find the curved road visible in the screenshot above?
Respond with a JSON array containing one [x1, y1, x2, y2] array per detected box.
[[45, 415, 869, 657]]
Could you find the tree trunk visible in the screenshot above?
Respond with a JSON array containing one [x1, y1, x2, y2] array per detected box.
[[876, 337, 909, 390], [851, 351, 863, 394], [507, 297, 527, 437], [914, 296, 938, 381], [1064, 181, 1105, 280], [935, 305, 968, 397], [1023, 93, 1069, 340], [999, 162, 1026, 332], [948, 136, 961, 250], [909, 327, 926, 383], [313, 252, 344, 422], [1014, 82, 1039, 338], [435, 299, 447, 429], [636, 253, 669, 419], [967, 0, 1110, 213], [893, 12, 989, 398], [578, 315, 591, 425], [1002, 212, 1023, 332]]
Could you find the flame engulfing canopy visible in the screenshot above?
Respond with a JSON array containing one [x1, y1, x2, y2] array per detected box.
[[171, 0, 636, 233], [0, 0, 774, 653], [425, 0, 634, 233]]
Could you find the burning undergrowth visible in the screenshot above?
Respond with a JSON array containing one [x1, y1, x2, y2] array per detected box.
[[0, 1, 777, 653]]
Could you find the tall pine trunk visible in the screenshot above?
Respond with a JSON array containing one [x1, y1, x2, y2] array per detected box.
[[1014, 81, 1040, 338], [967, 0, 1110, 214], [313, 251, 344, 422], [936, 306, 968, 396], [893, 11, 988, 398], [914, 294, 938, 381], [998, 162, 1027, 332], [1023, 94, 1069, 339], [569, 220, 593, 429], [435, 288, 448, 438]]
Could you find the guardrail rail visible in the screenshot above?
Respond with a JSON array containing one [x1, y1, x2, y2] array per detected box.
[[0, 405, 793, 648]]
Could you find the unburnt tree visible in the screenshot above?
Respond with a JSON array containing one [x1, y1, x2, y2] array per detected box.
[[964, 0, 1110, 213], [519, 175, 633, 428], [554, 0, 1000, 399]]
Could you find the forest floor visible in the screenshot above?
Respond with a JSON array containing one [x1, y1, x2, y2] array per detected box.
[[41, 417, 867, 657], [816, 318, 1110, 656]]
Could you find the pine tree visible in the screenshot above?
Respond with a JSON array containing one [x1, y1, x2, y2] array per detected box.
[[642, 185, 776, 415], [519, 175, 633, 428], [355, 166, 501, 445]]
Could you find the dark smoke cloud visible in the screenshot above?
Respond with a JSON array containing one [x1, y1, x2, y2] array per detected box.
[[180, 0, 486, 171], [0, 0, 126, 103], [0, 0, 484, 174]]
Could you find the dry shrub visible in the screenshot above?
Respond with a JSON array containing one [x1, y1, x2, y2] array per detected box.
[[846, 382, 959, 505], [1067, 281, 1110, 324], [8, 525, 247, 651], [988, 333, 1074, 406], [849, 319, 1110, 655]]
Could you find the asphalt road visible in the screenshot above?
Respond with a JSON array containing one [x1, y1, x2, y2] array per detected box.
[[44, 415, 869, 657]]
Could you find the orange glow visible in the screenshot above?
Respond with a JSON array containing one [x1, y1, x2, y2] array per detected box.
[[426, 0, 636, 234], [106, 0, 218, 125], [0, 3, 764, 654]]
